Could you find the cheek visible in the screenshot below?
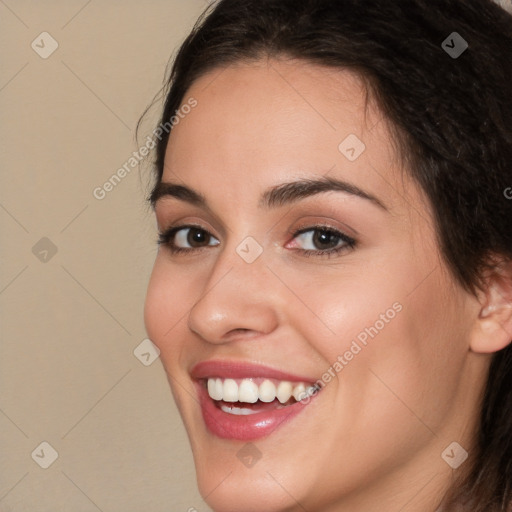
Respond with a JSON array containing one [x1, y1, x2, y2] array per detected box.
[[332, 269, 467, 437], [143, 257, 194, 360], [144, 259, 201, 415], [144, 260, 169, 345], [281, 247, 464, 428], [274, 254, 409, 364]]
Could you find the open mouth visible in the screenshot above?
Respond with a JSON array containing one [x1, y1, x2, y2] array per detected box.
[[191, 361, 322, 440], [205, 377, 319, 415]]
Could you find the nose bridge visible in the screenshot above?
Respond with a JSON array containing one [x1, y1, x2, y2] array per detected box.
[[187, 235, 279, 343]]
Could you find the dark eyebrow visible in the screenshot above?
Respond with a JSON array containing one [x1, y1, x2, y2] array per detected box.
[[149, 176, 388, 211], [150, 182, 206, 209], [259, 176, 387, 210]]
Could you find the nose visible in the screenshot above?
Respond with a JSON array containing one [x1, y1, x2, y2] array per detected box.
[[187, 245, 280, 344]]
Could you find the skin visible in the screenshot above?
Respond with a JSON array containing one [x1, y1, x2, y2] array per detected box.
[[144, 58, 506, 512]]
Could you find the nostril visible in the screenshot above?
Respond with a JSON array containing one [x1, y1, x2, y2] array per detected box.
[[224, 328, 254, 339]]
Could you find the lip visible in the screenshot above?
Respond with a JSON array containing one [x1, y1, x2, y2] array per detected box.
[[190, 359, 318, 382], [191, 359, 320, 441]]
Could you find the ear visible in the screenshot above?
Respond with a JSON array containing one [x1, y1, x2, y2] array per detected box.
[[470, 259, 512, 354]]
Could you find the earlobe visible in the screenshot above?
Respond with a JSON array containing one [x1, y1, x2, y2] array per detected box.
[[470, 262, 512, 354]]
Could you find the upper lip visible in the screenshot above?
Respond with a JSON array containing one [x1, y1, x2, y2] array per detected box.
[[190, 359, 317, 383]]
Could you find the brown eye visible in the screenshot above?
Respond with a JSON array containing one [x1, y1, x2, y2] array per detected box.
[[172, 226, 219, 249], [184, 227, 211, 247], [158, 225, 220, 253], [311, 229, 342, 250], [293, 227, 354, 252]]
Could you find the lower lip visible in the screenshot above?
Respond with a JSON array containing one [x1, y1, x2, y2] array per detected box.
[[196, 382, 317, 441]]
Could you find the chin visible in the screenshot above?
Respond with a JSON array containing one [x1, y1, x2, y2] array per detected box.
[[196, 470, 298, 512]]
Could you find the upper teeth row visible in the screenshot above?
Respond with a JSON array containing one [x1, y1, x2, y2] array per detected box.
[[207, 378, 318, 403]]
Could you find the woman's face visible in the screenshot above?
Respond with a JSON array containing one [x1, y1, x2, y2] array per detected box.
[[144, 59, 484, 511]]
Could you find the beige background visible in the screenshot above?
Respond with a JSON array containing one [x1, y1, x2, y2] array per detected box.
[[0, 1, 213, 511]]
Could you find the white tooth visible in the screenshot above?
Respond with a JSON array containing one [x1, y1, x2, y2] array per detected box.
[[276, 381, 293, 404], [207, 378, 215, 397], [208, 378, 223, 400], [223, 379, 239, 402], [292, 383, 306, 401], [215, 378, 223, 400], [238, 379, 259, 403], [259, 379, 277, 402], [220, 404, 259, 415], [210, 377, 317, 404]]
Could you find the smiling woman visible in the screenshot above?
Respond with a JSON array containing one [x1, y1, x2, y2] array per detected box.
[[140, 1, 512, 511]]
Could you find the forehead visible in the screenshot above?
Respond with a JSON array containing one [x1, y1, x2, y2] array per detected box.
[[168, 58, 378, 153], [162, 58, 419, 213]]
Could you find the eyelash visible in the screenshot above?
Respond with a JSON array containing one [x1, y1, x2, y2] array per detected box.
[[157, 224, 357, 259]]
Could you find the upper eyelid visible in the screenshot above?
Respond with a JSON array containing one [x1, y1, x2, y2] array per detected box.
[[154, 200, 361, 238], [154, 207, 231, 238], [160, 224, 220, 240], [290, 225, 356, 246], [161, 223, 347, 236], [293, 224, 345, 235], [288, 219, 357, 240]]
